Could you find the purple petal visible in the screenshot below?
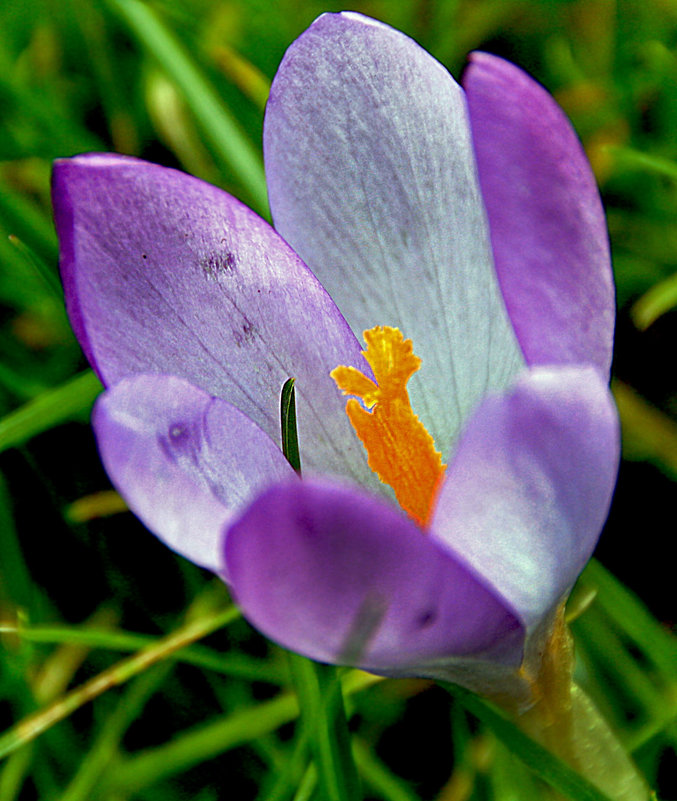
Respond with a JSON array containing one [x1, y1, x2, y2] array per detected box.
[[52, 153, 375, 487], [464, 54, 614, 375], [225, 478, 524, 674], [93, 374, 296, 572], [264, 13, 524, 454], [431, 366, 620, 627]]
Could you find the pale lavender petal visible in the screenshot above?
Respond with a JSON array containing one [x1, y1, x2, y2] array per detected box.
[[431, 366, 619, 627], [464, 54, 614, 375], [52, 153, 374, 487], [225, 478, 524, 673], [264, 12, 524, 454], [93, 374, 296, 572]]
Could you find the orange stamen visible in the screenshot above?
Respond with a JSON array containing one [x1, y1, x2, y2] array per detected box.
[[331, 326, 446, 527]]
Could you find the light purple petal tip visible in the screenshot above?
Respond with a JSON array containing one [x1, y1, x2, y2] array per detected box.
[[93, 374, 295, 572], [464, 53, 615, 375], [265, 13, 524, 453], [52, 154, 375, 487], [431, 366, 620, 627], [225, 478, 524, 673]]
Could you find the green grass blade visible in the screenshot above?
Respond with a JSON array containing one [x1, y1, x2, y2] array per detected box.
[[101, 669, 382, 794], [2, 621, 288, 684], [581, 560, 677, 677], [58, 664, 171, 801], [631, 271, 677, 329], [608, 146, 677, 181], [106, 0, 269, 216], [105, 691, 300, 795], [576, 609, 665, 715], [7, 234, 62, 299], [613, 381, 677, 481], [0, 180, 59, 269], [352, 737, 419, 801], [280, 377, 301, 472], [0, 606, 239, 761], [0, 744, 35, 801], [256, 726, 311, 801], [287, 654, 361, 801], [0, 371, 102, 454], [291, 763, 318, 801], [0, 474, 35, 610], [0, 41, 102, 157]]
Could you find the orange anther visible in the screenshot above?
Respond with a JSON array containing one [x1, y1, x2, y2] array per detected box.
[[331, 327, 446, 527]]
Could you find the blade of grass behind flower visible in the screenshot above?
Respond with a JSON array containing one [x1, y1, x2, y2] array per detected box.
[[0, 474, 35, 610], [0, 371, 102, 454], [0, 606, 239, 761], [576, 561, 677, 753], [352, 738, 419, 801], [209, 43, 270, 111], [8, 235, 63, 299], [0, 179, 59, 270], [631, 271, 677, 329], [0, 612, 107, 799], [612, 381, 677, 481], [255, 727, 311, 801], [292, 763, 318, 801], [0, 41, 102, 158], [575, 617, 677, 756], [608, 146, 677, 181], [0, 744, 35, 801], [99, 670, 381, 794], [57, 664, 171, 801], [145, 69, 223, 185], [101, 691, 301, 795], [287, 654, 361, 801], [122, 667, 615, 801], [574, 606, 666, 719], [582, 559, 677, 678], [69, 0, 140, 154], [99, 668, 628, 800], [106, 0, 269, 217], [4, 621, 283, 683]]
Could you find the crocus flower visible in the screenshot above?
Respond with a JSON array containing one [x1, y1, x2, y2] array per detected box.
[[52, 12, 618, 697]]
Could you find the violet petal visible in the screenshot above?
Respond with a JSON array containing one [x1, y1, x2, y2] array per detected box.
[[93, 374, 296, 572], [225, 478, 524, 673], [464, 53, 615, 375], [52, 153, 375, 487], [431, 366, 620, 628], [264, 12, 524, 454]]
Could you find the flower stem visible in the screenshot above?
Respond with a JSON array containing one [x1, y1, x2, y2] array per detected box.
[[513, 610, 650, 801]]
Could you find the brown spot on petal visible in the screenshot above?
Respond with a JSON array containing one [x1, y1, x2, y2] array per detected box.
[[202, 251, 237, 280]]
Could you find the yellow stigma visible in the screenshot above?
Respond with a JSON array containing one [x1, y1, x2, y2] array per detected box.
[[330, 326, 446, 528]]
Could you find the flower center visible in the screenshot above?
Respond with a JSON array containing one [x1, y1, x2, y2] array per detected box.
[[330, 326, 446, 527]]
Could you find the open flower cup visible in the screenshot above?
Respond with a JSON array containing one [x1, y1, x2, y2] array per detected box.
[[52, 13, 619, 702]]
